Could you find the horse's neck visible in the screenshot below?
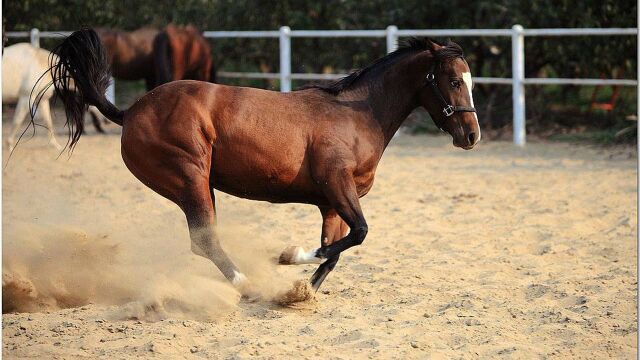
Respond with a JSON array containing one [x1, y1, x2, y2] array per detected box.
[[342, 58, 424, 147]]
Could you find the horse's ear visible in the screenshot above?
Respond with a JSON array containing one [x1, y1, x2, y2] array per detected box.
[[413, 45, 436, 69], [426, 38, 443, 52]]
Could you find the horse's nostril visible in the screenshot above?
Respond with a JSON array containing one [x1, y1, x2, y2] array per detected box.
[[468, 132, 476, 144]]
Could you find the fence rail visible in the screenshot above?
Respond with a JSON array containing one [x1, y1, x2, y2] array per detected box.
[[6, 25, 639, 145]]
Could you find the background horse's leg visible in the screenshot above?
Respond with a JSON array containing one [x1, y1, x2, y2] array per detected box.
[[88, 106, 106, 134], [144, 77, 155, 92], [38, 99, 62, 150], [6, 96, 30, 151]]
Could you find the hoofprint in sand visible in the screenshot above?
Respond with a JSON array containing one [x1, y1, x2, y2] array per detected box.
[[2, 122, 637, 358]]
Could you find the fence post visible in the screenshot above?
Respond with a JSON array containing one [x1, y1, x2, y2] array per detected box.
[[106, 78, 116, 105], [386, 25, 398, 53], [279, 26, 291, 92], [30, 28, 40, 48], [512, 24, 526, 146]]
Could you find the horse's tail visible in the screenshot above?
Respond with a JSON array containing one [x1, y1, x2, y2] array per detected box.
[[152, 31, 173, 87], [50, 27, 124, 150]]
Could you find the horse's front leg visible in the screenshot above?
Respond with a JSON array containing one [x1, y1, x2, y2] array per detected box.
[[299, 167, 370, 291], [309, 207, 349, 290], [313, 168, 368, 253], [311, 168, 368, 289]]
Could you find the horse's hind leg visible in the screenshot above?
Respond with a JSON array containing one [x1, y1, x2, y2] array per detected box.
[[121, 135, 254, 298], [6, 96, 29, 151], [180, 184, 256, 297]]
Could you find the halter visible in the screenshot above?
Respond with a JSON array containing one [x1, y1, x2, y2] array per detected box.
[[424, 64, 476, 118]]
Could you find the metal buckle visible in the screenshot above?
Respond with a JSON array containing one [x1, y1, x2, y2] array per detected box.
[[443, 105, 454, 117]]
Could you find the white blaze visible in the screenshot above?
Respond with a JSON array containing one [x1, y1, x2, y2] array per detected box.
[[461, 72, 475, 108], [462, 72, 481, 141]]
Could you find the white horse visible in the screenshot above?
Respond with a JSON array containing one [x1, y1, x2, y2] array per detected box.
[[2, 43, 106, 151]]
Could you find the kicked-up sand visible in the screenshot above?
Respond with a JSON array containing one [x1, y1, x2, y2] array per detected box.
[[2, 121, 637, 359]]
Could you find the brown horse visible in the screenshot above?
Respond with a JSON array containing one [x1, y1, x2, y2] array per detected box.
[[48, 29, 480, 297], [96, 24, 214, 90], [159, 24, 215, 84]]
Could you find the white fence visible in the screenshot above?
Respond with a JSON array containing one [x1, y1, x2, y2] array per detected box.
[[6, 25, 639, 146]]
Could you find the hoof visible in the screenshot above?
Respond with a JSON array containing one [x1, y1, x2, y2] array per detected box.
[[233, 275, 261, 302], [278, 246, 302, 265], [274, 279, 314, 305], [240, 289, 262, 303], [50, 141, 63, 151]]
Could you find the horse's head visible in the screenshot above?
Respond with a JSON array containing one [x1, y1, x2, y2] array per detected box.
[[417, 40, 481, 150]]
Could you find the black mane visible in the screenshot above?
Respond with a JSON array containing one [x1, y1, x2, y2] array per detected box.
[[302, 38, 464, 95]]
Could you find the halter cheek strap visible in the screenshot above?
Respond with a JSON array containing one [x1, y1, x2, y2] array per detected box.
[[424, 70, 477, 117]]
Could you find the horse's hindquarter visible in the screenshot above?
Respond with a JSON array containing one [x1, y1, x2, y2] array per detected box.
[[1, 47, 23, 103], [2, 44, 55, 103]]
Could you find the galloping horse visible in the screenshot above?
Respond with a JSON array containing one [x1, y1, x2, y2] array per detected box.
[[97, 24, 215, 90], [2, 43, 105, 152], [47, 29, 480, 297]]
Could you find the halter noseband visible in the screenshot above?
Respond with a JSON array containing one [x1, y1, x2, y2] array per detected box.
[[424, 65, 477, 118]]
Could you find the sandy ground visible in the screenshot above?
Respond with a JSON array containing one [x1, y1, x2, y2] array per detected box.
[[1, 116, 637, 359]]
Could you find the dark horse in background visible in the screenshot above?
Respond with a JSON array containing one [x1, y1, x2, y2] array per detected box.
[[46, 28, 480, 299], [96, 23, 215, 91]]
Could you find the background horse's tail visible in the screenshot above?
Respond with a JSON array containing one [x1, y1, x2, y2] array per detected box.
[[152, 31, 173, 87], [50, 28, 124, 150]]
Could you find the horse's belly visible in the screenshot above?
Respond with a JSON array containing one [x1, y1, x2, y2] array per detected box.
[[213, 180, 325, 204], [211, 148, 324, 204]]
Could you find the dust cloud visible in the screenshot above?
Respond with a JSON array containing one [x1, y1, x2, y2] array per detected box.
[[3, 221, 312, 320]]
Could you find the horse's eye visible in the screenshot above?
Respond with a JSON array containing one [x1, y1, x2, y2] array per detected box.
[[450, 80, 461, 88]]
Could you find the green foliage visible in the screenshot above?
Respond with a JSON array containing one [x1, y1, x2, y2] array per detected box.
[[4, 0, 637, 141]]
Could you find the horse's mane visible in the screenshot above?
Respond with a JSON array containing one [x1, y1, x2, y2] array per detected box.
[[302, 38, 464, 95]]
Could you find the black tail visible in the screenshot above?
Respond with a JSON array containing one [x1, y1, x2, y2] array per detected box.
[[49, 28, 124, 150]]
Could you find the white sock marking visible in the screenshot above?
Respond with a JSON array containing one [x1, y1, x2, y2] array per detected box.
[[292, 247, 324, 264], [232, 270, 248, 286]]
